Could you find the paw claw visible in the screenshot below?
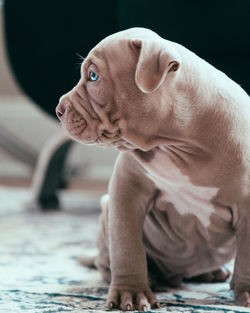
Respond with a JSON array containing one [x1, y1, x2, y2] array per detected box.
[[107, 284, 157, 311], [126, 304, 132, 311], [109, 301, 115, 310], [153, 301, 160, 308]]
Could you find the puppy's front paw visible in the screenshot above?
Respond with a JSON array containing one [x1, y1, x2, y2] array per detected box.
[[231, 278, 250, 307], [233, 286, 250, 307], [234, 290, 250, 307], [107, 284, 160, 311]]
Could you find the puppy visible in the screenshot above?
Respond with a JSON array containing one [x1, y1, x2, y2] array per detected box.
[[56, 28, 250, 310]]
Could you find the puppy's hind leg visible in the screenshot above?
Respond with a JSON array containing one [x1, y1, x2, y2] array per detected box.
[[78, 194, 111, 282], [186, 267, 231, 283], [94, 194, 111, 282]]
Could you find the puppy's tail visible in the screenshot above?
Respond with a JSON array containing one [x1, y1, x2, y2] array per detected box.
[[78, 255, 97, 269]]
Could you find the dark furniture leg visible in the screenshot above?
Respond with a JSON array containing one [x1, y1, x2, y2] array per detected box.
[[31, 131, 73, 210]]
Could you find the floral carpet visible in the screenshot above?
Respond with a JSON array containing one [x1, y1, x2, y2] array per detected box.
[[0, 187, 249, 313]]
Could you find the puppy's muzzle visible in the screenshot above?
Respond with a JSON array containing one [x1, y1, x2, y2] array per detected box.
[[56, 96, 87, 134], [56, 92, 100, 144]]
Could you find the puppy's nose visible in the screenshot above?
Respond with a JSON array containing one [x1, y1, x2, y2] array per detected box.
[[56, 101, 66, 120]]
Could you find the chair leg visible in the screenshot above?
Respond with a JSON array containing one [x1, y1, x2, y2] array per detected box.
[[30, 131, 73, 210]]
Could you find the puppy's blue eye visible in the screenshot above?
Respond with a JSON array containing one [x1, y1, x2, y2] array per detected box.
[[89, 71, 99, 81]]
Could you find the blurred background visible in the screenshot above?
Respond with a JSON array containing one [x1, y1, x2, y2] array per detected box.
[[0, 0, 120, 204], [0, 0, 249, 208]]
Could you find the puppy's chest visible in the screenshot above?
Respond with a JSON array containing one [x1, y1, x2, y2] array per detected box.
[[133, 146, 220, 227]]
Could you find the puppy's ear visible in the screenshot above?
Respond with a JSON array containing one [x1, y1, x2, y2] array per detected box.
[[132, 39, 181, 93]]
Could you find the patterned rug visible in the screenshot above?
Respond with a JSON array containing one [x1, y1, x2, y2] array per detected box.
[[0, 187, 249, 313]]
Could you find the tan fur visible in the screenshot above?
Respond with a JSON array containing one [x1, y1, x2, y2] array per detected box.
[[56, 28, 250, 310]]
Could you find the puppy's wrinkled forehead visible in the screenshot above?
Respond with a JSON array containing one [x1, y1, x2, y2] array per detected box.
[[82, 35, 138, 80], [82, 27, 160, 75]]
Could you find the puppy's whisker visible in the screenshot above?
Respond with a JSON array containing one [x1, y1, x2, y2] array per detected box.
[[74, 53, 86, 69], [74, 62, 83, 69], [76, 53, 85, 61]]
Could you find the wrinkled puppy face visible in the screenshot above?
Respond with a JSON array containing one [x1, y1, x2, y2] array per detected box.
[[56, 28, 180, 151]]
